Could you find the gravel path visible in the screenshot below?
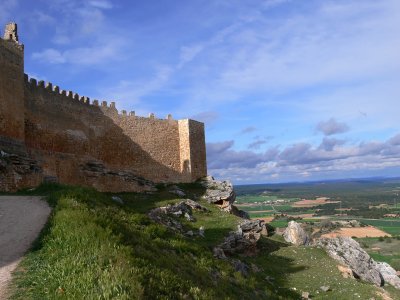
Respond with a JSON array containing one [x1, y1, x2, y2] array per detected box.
[[0, 196, 51, 299]]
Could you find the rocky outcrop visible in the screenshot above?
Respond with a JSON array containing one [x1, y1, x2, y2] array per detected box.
[[283, 221, 310, 246], [214, 219, 268, 258], [317, 237, 400, 289], [168, 185, 186, 197], [0, 150, 41, 174], [375, 262, 400, 289], [331, 220, 361, 228], [199, 176, 249, 219], [316, 237, 383, 286], [148, 200, 209, 234], [228, 205, 250, 219], [0, 148, 42, 192], [81, 160, 156, 192]]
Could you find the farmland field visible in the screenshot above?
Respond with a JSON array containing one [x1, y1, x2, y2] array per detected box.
[[356, 237, 400, 271], [234, 177, 400, 232], [360, 219, 400, 236]]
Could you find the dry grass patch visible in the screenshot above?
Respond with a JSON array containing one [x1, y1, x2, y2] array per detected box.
[[293, 197, 340, 208], [321, 226, 390, 238]]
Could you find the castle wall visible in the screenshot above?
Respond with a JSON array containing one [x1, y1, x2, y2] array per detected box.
[[0, 24, 207, 192], [23, 79, 188, 186]]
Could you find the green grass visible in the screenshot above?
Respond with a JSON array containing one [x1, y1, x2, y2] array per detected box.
[[240, 204, 295, 212], [238, 205, 275, 211], [360, 219, 400, 235], [248, 212, 275, 218], [269, 220, 289, 228], [357, 237, 400, 271], [11, 185, 253, 299], [8, 184, 400, 299]]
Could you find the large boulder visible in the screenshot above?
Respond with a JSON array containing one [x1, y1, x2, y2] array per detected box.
[[199, 176, 249, 219], [199, 176, 236, 205], [375, 262, 400, 289], [283, 221, 310, 246], [316, 237, 383, 287], [215, 219, 268, 257]]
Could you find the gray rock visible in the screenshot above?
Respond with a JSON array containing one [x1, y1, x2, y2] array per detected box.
[[199, 176, 249, 219], [320, 286, 330, 292], [213, 246, 226, 259], [375, 262, 400, 289], [216, 220, 268, 257], [111, 196, 124, 204], [331, 220, 361, 228], [316, 237, 383, 287], [81, 160, 156, 191], [148, 200, 209, 233], [229, 204, 250, 219], [199, 226, 205, 237], [148, 202, 191, 232], [184, 199, 210, 212], [169, 185, 186, 197], [199, 176, 236, 205], [283, 221, 310, 246], [231, 259, 250, 277], [184, 212, 195, 222]]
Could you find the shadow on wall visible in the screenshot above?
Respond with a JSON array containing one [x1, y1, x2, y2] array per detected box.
[[11, 80, 193, 192]]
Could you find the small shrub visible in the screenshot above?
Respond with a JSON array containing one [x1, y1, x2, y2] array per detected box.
[[361, 242, 369, 248]]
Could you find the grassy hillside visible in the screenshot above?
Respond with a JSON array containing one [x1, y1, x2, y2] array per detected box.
[[8, 184, 400, 299]]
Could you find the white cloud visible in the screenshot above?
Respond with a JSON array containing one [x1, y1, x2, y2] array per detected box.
[[240, 126, 257, 135], [190, 111, 219, 124], [32, 41, 124, 65], [208, 132, 400, 183], [178, 45, 204, 68], [316, 118, 349, 136], [97, 66, 174, 114], [171, 0, 400, 116], [89, 0, 113, 10], [32, 48, 66, 64], [219, 2, 400, 92]]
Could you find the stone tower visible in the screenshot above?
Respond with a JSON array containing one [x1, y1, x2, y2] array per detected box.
[[0, 23, 25, 141], [3, 22, 19, 42]]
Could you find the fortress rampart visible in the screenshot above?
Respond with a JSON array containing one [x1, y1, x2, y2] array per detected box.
[[0, 23, 207, 192]]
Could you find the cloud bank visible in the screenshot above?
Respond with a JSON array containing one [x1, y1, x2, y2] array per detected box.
[[208, 132, 400, 183]]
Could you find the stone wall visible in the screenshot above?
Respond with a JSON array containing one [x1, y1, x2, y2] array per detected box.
[[178, 120, 207, 181], [0, 37, 25, 141], [0, 23, 207, 192]]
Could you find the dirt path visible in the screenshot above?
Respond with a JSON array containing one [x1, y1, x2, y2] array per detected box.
[[0, 196, 51, 299]]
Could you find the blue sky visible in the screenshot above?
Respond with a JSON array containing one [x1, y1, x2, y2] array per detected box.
[[2, 0, 400, 184]]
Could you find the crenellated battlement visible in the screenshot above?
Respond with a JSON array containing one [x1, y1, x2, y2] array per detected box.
[[24, 74, 176, 121], [0, 22, 206, 192]]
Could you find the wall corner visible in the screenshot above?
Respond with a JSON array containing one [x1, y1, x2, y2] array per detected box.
[[178, 119, 207, 182]]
